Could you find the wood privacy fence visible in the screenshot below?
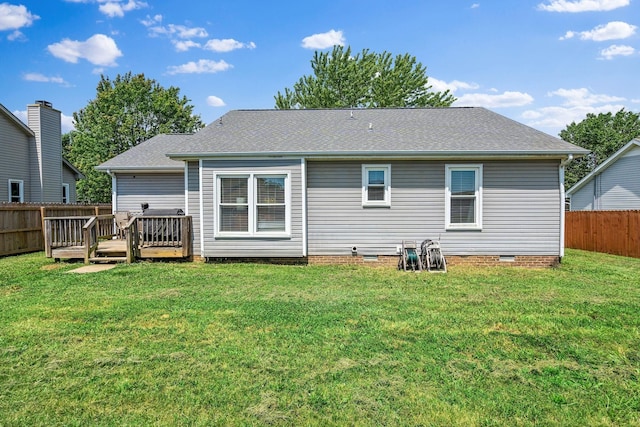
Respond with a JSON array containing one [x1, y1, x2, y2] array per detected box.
[[0, 203, 111, 257], [565, 210, 640, 258]]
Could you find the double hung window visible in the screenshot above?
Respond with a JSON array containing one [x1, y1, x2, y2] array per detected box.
[[445, 164, 482, 229], [362, 165, 391, 207], [9, 180, 23, 203], [216, 173, 289, 236]]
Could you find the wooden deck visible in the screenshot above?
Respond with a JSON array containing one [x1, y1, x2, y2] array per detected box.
[[44, 214, 192, 264]]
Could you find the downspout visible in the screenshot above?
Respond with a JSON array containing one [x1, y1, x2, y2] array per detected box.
[[301, 158, 307, 257], [107, 169, 117, 213], [559, 155, 573, 260]]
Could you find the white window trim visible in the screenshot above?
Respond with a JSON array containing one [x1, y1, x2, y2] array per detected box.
[[445, 164, 483, 230], [8, 179, 24, 203], [362, 164, 391, 207], [214, 171, 291, 238], [62, 183, 70, 204]]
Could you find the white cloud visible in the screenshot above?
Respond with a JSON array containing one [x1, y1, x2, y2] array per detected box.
[[549, 88, 625, 106], [204, 39, 256, 52], [140, 14, 162, 27], [206, 95, 226, 107], [563, 21, 637, 41], [522, 104, 626, 132], [429, 77, 480, 93], [147, 23, 208, 39], [99, 0, 147, 17], [23, 73, 70, 86], [599, 44, 635, 59], [522, 87, 627, 133], [454, 91, 534, 108], [167, 59, 232, 75], [172, 40, 201, 52], [60, 113, 76, 133], [47, 34, 123, 66], [7, 30, 25, 41], [471, 3, 480, 8], [0, 3, 39, 31], [538, 0, 629, 12], [301, 29, 345, 49]]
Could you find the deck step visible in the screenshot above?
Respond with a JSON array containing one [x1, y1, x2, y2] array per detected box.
[[89, 256, 128, 263]]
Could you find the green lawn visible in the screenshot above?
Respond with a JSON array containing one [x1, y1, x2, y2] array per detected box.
[[1, 250, 639, 426]]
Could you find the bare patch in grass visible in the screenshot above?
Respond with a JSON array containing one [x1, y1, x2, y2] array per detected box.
[[245, 391, 289, 424], [0, 285, 22, 296], [40, 263, 64, 271]]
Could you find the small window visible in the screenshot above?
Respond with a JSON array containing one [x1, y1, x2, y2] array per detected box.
[[445, 164, 482, 229], [62, 183, 70, 204], [362, 165, 391, 207], [216, 173, 290, 237], [9, 180, 24, 203]]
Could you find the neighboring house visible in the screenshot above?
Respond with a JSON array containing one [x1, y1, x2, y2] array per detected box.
[[567, 139, 640, 211], [97, 108, 588, 266], [0, 101, 83, 203]]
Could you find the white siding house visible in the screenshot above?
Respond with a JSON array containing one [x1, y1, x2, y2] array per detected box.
[[567, 139, 640, 211], [97, 108, 589, 266]]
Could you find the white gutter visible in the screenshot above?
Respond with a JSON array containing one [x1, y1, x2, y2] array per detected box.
[[559, 155, 573, 259]]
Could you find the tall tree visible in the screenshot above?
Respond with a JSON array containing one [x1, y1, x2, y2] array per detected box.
[[275, 45, 455, 109], [66, 72, 204, 202], [560, 109, 640, 188]]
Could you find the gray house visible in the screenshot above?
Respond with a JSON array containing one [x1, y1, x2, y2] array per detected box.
[[97, 108, 588, 267], [567, 139, 640, 211], [1, 101, 83, 203]]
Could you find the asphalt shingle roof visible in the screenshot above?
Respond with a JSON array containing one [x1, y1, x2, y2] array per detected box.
[[96, 133, 191, 170], [98, 108, 589, 170]]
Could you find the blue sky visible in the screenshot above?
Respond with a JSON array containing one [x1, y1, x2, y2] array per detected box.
[[1, 0, 638, 136]]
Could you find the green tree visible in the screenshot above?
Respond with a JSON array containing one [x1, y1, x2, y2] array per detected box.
[[275, 45, 455, 109], [560, 109, 640, 188], [67, 72, 204, 202]]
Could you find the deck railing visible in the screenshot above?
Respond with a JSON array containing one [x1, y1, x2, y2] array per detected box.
[[44, 216, 92, 258], [137, 215, 192, 257], [82, 215, 116, 263], [43, 214, 192, 262]]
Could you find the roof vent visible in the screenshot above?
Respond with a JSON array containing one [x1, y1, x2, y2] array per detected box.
[[350, 110, 355, 119], [35, 100, 52, 108], [368, 122, 373, 131], [217, 117, 223, 126]]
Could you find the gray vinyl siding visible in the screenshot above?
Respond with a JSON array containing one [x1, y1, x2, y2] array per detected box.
[[307, 160, 561, 257], [28, 105, 62, 202], [186, 161, 201, 255], [570, 182, 594, 211], [598, 146, 640, 210], [62, 166, 78, 203], [115, 173, 185, 213], [200, 159, 303, 258], [0, 115, 31, 202], [570, 145, 640, 210]]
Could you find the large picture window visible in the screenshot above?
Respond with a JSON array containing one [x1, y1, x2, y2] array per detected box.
[[9, 180, 23, 203], [216, 173, 290, 236], [362, 164, 391, 207], [445, 164, 482, 230]]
